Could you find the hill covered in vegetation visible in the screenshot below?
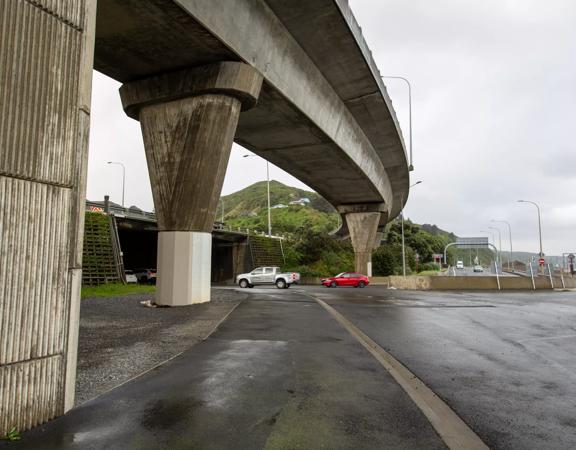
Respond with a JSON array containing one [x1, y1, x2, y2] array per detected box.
[[220, 181, 495, 276], [220, 180, 339, 234]]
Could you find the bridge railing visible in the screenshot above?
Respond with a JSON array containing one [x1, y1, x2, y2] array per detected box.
[[85, 201, 288, 240]]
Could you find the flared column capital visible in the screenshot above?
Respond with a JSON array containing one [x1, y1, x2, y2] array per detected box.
[[120, 62, 263, 120]]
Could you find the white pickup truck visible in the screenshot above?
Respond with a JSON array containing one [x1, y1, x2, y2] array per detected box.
[[236, 266, 300, 289]]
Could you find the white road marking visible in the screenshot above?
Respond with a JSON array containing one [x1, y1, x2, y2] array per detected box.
[[311, 295, 489, 450]]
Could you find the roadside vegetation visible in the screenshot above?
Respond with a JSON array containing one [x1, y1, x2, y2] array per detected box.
[[221, 181, 498, 277], [81, 283, 155, 299]]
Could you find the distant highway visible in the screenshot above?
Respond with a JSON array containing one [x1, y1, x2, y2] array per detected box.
[[441, 266, 519, 277]]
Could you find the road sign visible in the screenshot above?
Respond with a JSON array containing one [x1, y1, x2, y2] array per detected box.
[[455, 237, 489, 248], [539, 258, 545, 265]]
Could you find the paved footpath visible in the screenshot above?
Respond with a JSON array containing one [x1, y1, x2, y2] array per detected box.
[[8, 288, 446, 450], [8, 286, 576, 449]]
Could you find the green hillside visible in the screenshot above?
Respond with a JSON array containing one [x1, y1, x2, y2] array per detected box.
[[219, 181, 339, 234], [218, 181, 483, 276]]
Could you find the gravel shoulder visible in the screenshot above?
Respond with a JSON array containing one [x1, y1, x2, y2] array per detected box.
[[75, 287, 246, 405]]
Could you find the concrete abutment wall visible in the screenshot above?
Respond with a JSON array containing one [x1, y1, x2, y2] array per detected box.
[[0, 0, 96, 433]]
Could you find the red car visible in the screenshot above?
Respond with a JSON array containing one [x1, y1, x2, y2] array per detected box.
[[321, 272, 369, 288]]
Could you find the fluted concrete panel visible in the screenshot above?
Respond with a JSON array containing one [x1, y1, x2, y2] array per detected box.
[[0, 177, 71, 365], [0, 356, 64, 434], [25, 0, 85, 29], [0, 0, 95, 434], [140, 95, 242, 232], [0, 0, 83, 186]]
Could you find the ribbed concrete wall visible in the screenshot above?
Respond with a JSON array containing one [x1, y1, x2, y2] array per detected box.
[[0, 0, 95, 434]]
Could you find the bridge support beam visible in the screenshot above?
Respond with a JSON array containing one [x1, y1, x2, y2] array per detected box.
[[338, 204, 388, 277], [120, 62, 263, 306], [345, 212, 382, 276]]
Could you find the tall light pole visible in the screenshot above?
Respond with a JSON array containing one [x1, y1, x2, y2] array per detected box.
[[244, 154, 272, 237], [517, 199, 544, 269], [492, 219, 513, 269], [488, 226, 502, 264], [107, 161, 126, 207], [382, 76, 414, 171], [480, 230, 497, 264], [401, 180, 422, 277]]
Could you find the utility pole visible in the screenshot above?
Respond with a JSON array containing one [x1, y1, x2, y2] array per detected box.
[[244, 154, 272, 237], [518, 200, 544, 272], [382, 76, 414, 171], [401, 181, 423, 277], [492, 219, 513, 269], [107, 161, 126, 207]]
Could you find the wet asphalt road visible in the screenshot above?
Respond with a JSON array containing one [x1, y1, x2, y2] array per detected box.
[[307, 285, 576, 449], [8, 286, 576, 449]]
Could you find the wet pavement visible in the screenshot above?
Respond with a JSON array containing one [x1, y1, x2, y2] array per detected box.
[[8, 286, 576, 449], [10, 287, 444, 449], [307, 286, 576, 449], [75, 289, 244, 405]]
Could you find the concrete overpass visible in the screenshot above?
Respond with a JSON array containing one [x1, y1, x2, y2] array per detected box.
[[0, 0, 410, 434]]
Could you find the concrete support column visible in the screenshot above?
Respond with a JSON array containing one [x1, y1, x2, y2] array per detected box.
[[120, 62, 263, 306], [0, 0, 96, 433], [345, 212, 382, 277]]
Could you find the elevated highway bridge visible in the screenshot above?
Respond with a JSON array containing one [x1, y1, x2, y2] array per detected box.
[[0, 0, 411, 433]]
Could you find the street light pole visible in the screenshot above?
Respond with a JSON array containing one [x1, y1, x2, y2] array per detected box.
[[488, 226, 502, 264], [107, 161, 126, 207], [480, 230, 497, 265], [266, 160, 271, 237], [401, 180, 422, 277], [517, 200, 544, 261], [244, 154, 272, 237], [492, 219, 513, 269], [382, 76, 414, 171]]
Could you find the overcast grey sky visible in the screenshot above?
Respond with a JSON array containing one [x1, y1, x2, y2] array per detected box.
[[87, 0, 576, 256]]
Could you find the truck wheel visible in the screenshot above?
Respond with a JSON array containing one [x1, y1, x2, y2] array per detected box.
[[239, 279, 249, 288], [276, 279, 286, 289]]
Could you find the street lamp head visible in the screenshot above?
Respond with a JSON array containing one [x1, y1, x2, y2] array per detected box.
[[517, 200, 525, 203]]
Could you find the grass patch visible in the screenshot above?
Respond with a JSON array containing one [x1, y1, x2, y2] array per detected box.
[[416, 270, 441, 276], [81, 283, 155, 299]]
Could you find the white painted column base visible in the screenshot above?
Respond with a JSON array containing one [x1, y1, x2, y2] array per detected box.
[[157, 231, 212, 306]]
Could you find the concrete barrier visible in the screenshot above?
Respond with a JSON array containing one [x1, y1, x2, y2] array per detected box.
[[387, 275, 576, 290], [301, 275, 576, 290]]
